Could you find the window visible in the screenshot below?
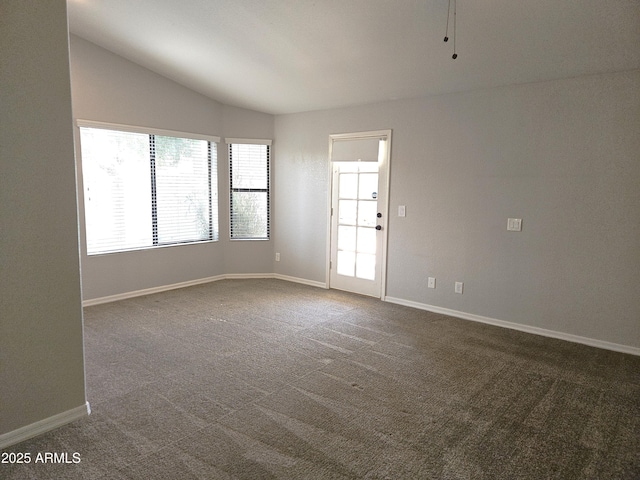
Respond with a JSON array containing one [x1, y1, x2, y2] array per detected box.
[[228, 140, 271, 240], [78, 122, 219, 255]]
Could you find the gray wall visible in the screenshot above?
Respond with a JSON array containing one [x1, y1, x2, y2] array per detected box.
[[1, 1, 86, 435], [221, 105, 275, 274], [274, 70, 640, 349], [70, 36, 275, 300], [70, 35, 639, 350]]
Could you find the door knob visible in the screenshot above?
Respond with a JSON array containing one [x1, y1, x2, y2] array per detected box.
[[375, 225, 382, 231], [377, 213, 382, 218]]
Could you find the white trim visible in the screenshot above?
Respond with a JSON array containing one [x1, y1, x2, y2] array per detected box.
[[220, 273, 326, 288], [223, 273, 274, 280], [83, 275, 227, 306], [329, 130, 390, 163], [329, 130, 391, 142], [326, 129, 392, 300], [76, 119, 221, 143], [272, 273, 327, 289], [0, 402, 91, 450], [225, 138, 272, 146], [384, 296, 640, 356], [378, 132, 392, 300], [81, 277, 638, 355], [325, 136, 334, 297], [82, 274, 326, 307]]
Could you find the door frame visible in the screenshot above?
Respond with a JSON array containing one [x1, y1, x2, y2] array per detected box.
[[326, 129, 392, 299]]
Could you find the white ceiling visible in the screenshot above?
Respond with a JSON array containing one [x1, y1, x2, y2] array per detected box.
[[67, 0, 640, 115]]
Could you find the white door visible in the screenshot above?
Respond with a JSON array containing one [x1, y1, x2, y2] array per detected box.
[[329, 132, 390, 298]]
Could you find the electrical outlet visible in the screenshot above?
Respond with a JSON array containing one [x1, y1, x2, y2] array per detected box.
[[428, 277, 436, 289], [454, 282, 464, 294], [398, 205, 406, 217], [275, 252, 280, 261]]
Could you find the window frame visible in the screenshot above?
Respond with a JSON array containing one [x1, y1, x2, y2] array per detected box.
[[77, 120, 220, 255], [226, 138, 272, 241]]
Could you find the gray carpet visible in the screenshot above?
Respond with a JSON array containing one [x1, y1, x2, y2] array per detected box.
[[2, 279, 639, 479]]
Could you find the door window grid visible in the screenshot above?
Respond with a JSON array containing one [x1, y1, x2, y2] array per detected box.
[[335, 163, 379, 280]]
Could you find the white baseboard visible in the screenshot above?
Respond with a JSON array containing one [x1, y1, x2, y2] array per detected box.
[[82, 277, 637, 355], [83, 273, 327, 307], [83, 275, 227, 306], [384, 296, 640, 356], [223, 273, 274, 280], [272, 273, 327, 289], [0, 402, 91, 450]]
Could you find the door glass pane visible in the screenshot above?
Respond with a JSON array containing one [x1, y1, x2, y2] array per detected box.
[[338, 200, 357, 225], [337, 250, 355, 277], [356, 253, 376, 280], [357, 200, 376, 227], [357, 227, 376, 254], [358, 173, 378, 200], [339, 174, 358, 199], [333, 160, 381, 284], [338, 225, 356, 251]]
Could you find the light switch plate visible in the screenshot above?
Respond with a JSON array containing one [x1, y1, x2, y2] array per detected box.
[[398, 205, 406, 217], [507, 218, 522, 231]]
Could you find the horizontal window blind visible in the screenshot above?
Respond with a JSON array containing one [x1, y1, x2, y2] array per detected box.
[[79, 125, 218, 255], [81, 128, 153, 254], [155, 136, 216, 244], [229, 143, 270, 239]]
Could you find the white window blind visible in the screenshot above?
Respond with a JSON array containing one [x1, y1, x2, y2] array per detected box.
[[79, 124, 218, 255], [154, 136, 216, 244], [228, 142, 270, 239]]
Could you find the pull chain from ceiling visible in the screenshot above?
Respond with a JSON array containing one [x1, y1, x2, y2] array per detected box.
[[444, 0, 458, 59]]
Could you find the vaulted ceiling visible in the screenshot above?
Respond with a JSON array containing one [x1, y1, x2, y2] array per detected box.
[[67, 0, 640, 115]]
